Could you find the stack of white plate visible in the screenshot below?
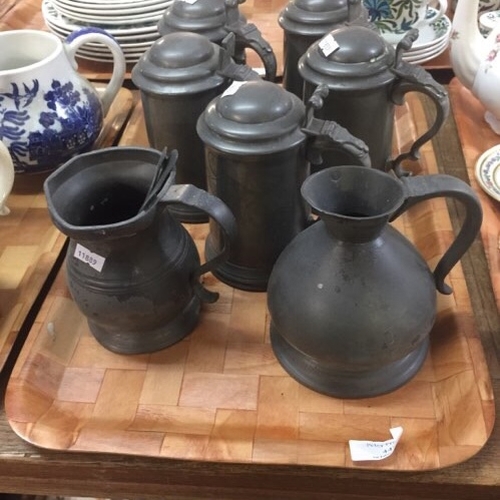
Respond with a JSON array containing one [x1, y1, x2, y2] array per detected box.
[[42, 0, 173, 64], [380, 8, 453, 65]]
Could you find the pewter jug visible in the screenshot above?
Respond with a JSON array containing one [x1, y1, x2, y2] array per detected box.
[[299, 26, 450, 175], [197, 80, 370, 291], [279, 0, 370, 97], [267, 166, 482, 398], [44, 147, 237, 355], [158, 0, 277, 81], [132, 32, 258, 223]]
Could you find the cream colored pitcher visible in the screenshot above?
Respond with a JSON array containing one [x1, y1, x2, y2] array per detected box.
[[0, 140, 14, 216]]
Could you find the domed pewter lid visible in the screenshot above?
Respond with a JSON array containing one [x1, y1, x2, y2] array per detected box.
[[157, 0, 243, 41], [278, 0, 349, 36], [131, 32, 227, 95], [197, 80, 306, 155], [298, 25, 396, 90]]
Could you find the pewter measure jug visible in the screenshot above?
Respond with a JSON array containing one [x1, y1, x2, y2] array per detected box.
[[267, 166, 483, 398], [44, 147, 237, 355]]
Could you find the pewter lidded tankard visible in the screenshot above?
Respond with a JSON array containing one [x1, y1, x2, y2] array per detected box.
[[158, 0, 277, 81], [278, 0, 370, 97], [197, 79, 370, 292], [299, 26, 450, 174], [132, 32, 259, 223]]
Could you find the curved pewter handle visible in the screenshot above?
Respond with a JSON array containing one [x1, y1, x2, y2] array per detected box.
[[65, 28, 126, 116], [219, 33, 262, 82], [161, 184, 237, 303], [302, 84, 371, 168], [224, 0, 277, 81], [389, 39, 450, 176], [390, 174, 483, 295]]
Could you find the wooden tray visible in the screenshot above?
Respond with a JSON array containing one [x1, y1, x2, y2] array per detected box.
[[4, 93, 495, 471], [448, 78, 500, 312], [0, 87, 135, 373]]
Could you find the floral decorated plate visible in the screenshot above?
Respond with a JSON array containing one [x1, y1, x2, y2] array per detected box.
[[402, 37, 449, 64], [402, 44, 448, 65], [479, 10, 500, 34], [380, 9, 451, 49], [475, 144, 500, 202]]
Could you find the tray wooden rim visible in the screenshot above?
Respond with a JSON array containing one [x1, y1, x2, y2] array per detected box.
[[4, 93, 495, 472]]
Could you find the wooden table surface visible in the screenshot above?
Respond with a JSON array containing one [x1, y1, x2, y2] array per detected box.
[[0, 1, 499, 499]]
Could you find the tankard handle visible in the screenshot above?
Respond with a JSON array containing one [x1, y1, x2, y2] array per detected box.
[[224, 0, 277, 81], [218, 33, 263, 82], [302, 84, 372, 167], [390, 174, 483, 295], [389, 30, 450, 176], [65, 28, 126, 116], [160, 184, 238, 303]]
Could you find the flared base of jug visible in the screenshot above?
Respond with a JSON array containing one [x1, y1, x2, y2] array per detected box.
[[270, 323, 429, 399], [88, 295, 201, 355]]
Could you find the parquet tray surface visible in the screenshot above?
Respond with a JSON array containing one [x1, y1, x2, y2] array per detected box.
[[5, 93, 495, 471], [0, 88, 134, 373], [448, 78, 500, 312]]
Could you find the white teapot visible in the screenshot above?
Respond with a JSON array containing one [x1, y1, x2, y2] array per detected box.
[[450, 0, 500, 134], [0, 140, 14, 216]]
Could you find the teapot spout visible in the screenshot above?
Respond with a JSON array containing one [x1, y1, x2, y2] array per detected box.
[[450, 0, 489, 90]]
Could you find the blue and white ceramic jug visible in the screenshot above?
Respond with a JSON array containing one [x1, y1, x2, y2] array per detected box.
[[0, 29, 125, 173]]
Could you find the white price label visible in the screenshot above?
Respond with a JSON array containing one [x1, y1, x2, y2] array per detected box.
[[319, 34, 340, 57], [222, 80, 248, 97], [349, 426, 403, 462], [181, 0, 198, 4], [74, 243, 106, 272]]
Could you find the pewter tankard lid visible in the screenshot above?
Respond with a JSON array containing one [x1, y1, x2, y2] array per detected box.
[[278, 0, 349, 36], [299, 25, 396, 90], [157, 0, 244, 40], [131, 32, 226, 95], [197, 80, 306, 155]]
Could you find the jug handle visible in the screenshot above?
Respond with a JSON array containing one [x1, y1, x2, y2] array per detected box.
[[389, 30, 450, 176], [160, 184, 237, 303], [390, 174, 483, 295], [302, 84, 372, 167], [65, 28, 126, 116], [224, 0, 277, 81]]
